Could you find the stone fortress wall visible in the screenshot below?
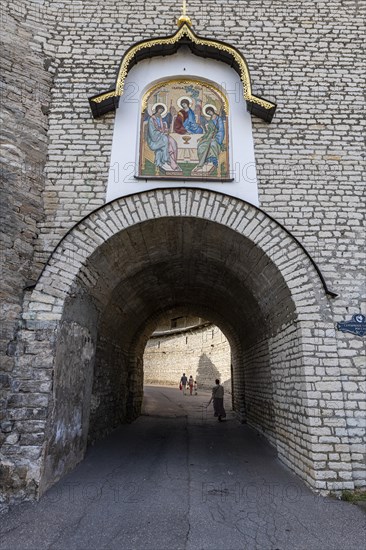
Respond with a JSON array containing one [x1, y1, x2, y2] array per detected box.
[[2, 0, 364, 278], [143, 316, 232, 392], [1, 0, 365, 507]]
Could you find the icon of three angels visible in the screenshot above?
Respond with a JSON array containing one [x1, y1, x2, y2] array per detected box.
[[140, 80, 229, 179]]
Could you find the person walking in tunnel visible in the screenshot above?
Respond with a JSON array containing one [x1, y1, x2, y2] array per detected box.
[[188, 375, 194, 395], [207, 379, 226, 421], [180, 373, 188, 395]]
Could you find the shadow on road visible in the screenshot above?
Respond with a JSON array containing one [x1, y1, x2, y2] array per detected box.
[[1, 386, 365, 550]]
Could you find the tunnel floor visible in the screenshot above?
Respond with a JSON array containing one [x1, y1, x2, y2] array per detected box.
[[1, 386, 365, 550]]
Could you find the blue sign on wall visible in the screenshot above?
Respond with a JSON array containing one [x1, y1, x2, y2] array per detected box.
[[337, 314, 366, 337]]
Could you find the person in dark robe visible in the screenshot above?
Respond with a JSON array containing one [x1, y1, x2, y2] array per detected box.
[[180, 373, 188, 396], [207, 379, 226, 421]]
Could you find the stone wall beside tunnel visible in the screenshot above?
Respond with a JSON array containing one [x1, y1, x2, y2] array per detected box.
[[87, 334, 130, 444], [2, 0, 365, 511], [4, 190, 361, 506], [40, 320, 96, 493], [143, 322, 232, 392], [0, 6, 52, 510]]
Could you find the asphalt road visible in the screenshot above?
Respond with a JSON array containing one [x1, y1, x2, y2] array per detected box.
[[1, 386, 365, 550]]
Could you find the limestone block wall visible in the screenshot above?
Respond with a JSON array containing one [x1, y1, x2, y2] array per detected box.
[[0, 190, 359, 504], [3, 1, 364, 405], [88, 335, 129, 444], [242, 338, 275, 445], [143, 324, 232, 392], [41, 320, 96, 493], [19, 1, 363, 481], [6, 1, 360, 288], [0, 4, 52, 508], [248, 1, 366, 487], [1, 0, 365, 504]]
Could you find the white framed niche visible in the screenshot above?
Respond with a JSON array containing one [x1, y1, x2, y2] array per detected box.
[[106, 47, 259, 206]]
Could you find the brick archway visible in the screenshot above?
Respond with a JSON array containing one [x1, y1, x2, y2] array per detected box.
[[7, 189, 352, 501]]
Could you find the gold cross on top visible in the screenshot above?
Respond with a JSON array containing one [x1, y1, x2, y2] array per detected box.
[[177, 0, 192, 27]]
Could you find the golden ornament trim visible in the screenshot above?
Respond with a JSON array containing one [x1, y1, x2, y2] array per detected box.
[[91, 91, 116, 104], [90, 24, 275, 113]]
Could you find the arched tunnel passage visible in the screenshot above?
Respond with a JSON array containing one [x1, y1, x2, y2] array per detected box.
[[17, 190, 338, 497], [73, 216, 294, 438], [142, 313, 233, 397], [42, 216, 308, 492]]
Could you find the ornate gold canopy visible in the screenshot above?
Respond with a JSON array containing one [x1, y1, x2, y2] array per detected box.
[[89, 16, 276, 122]]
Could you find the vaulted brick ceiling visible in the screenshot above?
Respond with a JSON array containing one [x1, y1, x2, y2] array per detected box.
[[72, 217, 296, 350]]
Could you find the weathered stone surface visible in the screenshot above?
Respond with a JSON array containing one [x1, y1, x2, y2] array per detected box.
[[144, 320, 231, 390], [0, 1, 52, 508], [1, 0, 365, 508]]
